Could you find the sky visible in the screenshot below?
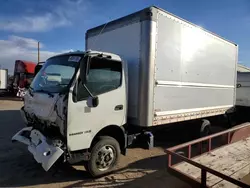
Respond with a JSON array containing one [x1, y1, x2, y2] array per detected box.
[[0, 0, 250, 73]]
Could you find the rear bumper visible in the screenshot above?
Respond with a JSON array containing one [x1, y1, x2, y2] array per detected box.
[[12, 127, 64, 171]]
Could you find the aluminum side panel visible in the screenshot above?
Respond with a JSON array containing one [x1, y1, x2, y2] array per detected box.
[[153, 12, 237, 120], [137, 20, 157, 127], [155, 12, 237, 85], [154, 86, 234, 112]]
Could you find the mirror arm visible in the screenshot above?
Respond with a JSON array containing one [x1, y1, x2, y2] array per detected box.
[[83, 84, 95, 98], [86, 56, 90, 75]]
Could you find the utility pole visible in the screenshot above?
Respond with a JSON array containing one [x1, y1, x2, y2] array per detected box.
[[38, 41, 40, 63]]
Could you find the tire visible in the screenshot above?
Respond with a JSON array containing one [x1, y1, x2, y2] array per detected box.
[[86, 136, 120, 177], [200, 119, 211, 137]]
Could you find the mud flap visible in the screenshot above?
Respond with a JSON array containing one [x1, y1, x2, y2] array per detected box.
[[12, 127, 64, 171]]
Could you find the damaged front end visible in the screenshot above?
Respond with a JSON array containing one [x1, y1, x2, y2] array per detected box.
[[12, 127, 64, 171], [12, 53, 82, 171], [12, 91, 68, 171]]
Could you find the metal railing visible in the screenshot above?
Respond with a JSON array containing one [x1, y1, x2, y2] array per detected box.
[[166, 123, 250, 188]]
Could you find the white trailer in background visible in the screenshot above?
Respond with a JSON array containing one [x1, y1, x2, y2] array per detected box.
[[230, 72, 250, 123], [12, 6, 238, 177], [236, 72, 250, 107], [0, 69, 8, 90]]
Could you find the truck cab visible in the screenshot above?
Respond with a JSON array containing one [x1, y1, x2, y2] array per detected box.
[[12, 51, 128, 177]]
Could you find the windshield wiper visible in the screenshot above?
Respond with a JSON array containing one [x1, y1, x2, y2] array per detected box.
[[56, 84, 68, 86]]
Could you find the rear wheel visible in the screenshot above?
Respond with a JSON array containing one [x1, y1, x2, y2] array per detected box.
[[200, 119, 211, 137], [86, 136, 120, 177]]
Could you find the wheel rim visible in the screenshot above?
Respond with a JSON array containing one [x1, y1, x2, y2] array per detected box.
[[95, 145, 115, 171]]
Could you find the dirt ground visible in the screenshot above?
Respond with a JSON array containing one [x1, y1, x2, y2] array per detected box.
[[0, 99, 214, 188]]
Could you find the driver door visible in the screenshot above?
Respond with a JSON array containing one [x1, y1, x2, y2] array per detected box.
[[67, 56, 126, 151]]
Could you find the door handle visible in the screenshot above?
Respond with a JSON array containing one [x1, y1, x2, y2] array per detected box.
[[115, 105, 123, 111]]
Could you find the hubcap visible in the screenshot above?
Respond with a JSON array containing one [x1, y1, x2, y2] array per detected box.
[[96, 145, 115, 171]]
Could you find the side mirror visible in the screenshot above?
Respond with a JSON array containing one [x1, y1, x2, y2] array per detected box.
[[79, 56, 90, 84], [87, 96, 99, 108]]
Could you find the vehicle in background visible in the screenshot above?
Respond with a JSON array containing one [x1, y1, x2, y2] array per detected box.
[[0, 69, 8, 91], [12, 6, 238, 177], [12, 60, 36, 97], [34, 62, 45, 76], [236, 72, 250, 107], [231, 72, 250, 123]]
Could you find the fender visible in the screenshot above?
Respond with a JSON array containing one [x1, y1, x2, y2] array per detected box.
[[91, 124, 127, 154]]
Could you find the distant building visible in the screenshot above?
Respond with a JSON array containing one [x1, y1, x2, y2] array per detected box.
[[238, 64, 250, 72]]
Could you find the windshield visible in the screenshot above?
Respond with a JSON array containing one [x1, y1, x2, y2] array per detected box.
[[30, 55, 82, 93]]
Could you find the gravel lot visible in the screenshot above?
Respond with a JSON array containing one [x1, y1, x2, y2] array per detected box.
[[0, 99, 207, 188]]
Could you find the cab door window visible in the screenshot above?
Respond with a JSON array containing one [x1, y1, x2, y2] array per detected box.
[[77, 57, 122, 101]]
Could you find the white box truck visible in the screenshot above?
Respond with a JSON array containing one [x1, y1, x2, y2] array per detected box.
[[12, 6, 238, 177]]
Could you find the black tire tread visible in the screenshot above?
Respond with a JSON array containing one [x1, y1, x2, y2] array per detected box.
[[87, 136, 120, 177], [200, 119, 211, 137]]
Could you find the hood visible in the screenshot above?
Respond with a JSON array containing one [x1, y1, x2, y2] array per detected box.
[[24, 91, 63, 122]]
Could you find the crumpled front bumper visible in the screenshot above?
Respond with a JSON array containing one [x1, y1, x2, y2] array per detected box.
[[12, 127, 64, 171]]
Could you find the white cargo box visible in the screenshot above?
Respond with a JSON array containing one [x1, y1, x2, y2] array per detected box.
[[86, 6, 238, 127], [0, 69, 8, 90]]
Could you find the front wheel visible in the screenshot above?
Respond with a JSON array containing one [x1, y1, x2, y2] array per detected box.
[[85, 136, 120, 177]]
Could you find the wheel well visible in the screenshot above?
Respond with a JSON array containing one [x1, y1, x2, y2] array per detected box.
[[91, 125, 125, 150]]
